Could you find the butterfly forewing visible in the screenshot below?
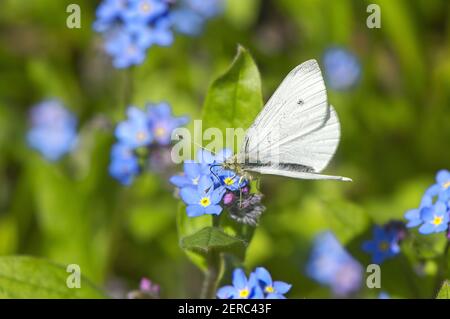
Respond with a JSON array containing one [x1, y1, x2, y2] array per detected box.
[[238, 60, 349, 181]]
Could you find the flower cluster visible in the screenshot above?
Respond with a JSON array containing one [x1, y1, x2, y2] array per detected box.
[[93, 0, 223, 68], [404, 170, 450, 235], [306, 232, 363, 296], [322, 47, 361, 91], [170, 149, 263, 222], [362, 222, 405, 264], [109, 102, 188, 185], [127, 277, 160, 299], [27, 100, 78, 161], [217, 267, 291, 299]]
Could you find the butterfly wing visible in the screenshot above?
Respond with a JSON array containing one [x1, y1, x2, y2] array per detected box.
[[244, 166, 352, 182], [239, 60, 349, 180]]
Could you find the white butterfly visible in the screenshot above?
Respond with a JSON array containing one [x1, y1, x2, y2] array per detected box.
[[223, 59, 352, 182]]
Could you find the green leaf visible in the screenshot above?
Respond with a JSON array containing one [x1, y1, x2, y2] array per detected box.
[[201, 46, 262, 151], [436, 280, 450, 299], [0, 256, 107, 298], [181, 226, 247, 258], [176, 205, 212, 271]]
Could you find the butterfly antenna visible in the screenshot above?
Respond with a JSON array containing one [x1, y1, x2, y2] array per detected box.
[[209, 164, 222, 185], [176, 134, 217, 155]]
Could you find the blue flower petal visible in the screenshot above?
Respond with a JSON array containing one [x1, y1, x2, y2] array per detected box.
[[198, 175, 213, 193], [169, 175, 190, 188], [180, 187, 201, 205], [216, 286, 237, 299], [254, 267, 272, 286], [419, 223, 435, 234], [204, 205, 222, 215], [186, 205, 205, 217], [420, 207, 434, 221], [273, 281, 292, 294], [436, 170, 450, 184], [232, 269, 247, 290]]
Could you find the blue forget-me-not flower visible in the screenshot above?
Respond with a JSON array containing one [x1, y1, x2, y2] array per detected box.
[[170, 148, 254, 219], [27, 100, 78, 161], [307, 232, 363, 296], [418, 201, 449, 235], [217, 267, 291, 299], [94, 0, 223, 68], [170, 0, 223, 36], [404, 170, 450, 235], [179, 175, 225, 217], [216, 268, 263, 299], [254, 267, 291, 299], [362, 226, 401, 264], [323, 47, 361, 91], [110, 102, 187, 185], [109, 143, 140, 185]]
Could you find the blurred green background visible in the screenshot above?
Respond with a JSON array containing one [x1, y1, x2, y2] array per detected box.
[[0, 0, 449, 298]]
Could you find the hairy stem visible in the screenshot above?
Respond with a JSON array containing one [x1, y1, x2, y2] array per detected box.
[[200, 250, 223, 299], [200, 215, 224, 299]]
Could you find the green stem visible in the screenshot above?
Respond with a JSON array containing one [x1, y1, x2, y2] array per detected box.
[[200, 250, 223, 299], [433, 240, 450, 297], [200, 215, 224, 299]]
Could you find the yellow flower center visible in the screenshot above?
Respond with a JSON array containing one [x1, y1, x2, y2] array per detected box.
[[432, 215, 443, 226], [199, 197, 211, 207], [140, 2, 151, 12], [443, 181, 450, 189], [136, 131, 147, 141], [154, 127, 166, 138], [239, 289, 249, 298], [224, 177, 235, 186], [378, 241, 389, 252], [265, 286, 275, 293]]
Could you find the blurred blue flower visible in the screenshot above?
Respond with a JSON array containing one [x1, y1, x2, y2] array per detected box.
[[27, 100, 78, 161], [217, 268, 263, 299], [170, 0, 223, 36], [104, 31, 147, 68], [254, 267, 291, 299], [362, 226, 400, 264], [418, 201, 449, 234], [170, 8, 204, 36], [109, 143, 140, 185], [404, 194, 432, 228], [94, 0, 223, 68], [130, 17, 174, 48], [115, 106, 153, 148], [323, 47, 361, 91], [379, 292, 390, 299], [179, 175, 225, 217], [147, 102, 188, 145], [93, 0, 127, 32], [123, 0, 168, 24], [307, 232, 362, 296], [425, 170, 450, 202], [186, 0, 223, 18]]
